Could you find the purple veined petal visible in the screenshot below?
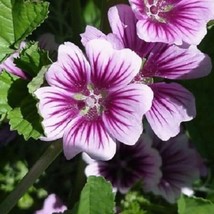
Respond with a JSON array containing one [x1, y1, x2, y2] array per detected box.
[[108, 4, 138, 48], [149, 133, 200, 203], [129, 0, 214, 45], [143, 44, 212, 79], [166, 0, 211, 45], [108, 4, 156, 58], [136, 19, 183, 45], [81, 25, 124, 49], [84, 134, 162, 194], [145, 83, 196, 141], [103, 84, 153, 146], [63, 116, 116, 161], [86, 39, 142, 90], [46, 42, 91, 92], [35, 87, 79, 141]]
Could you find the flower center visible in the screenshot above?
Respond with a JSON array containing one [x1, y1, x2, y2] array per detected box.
[[144, 0, 173, 23], [73, 84, 105, 118]]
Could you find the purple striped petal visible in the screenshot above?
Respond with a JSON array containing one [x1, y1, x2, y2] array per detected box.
[[35, 87, 79, 141], [103, 84, 153, 145], [108, 4, 156, 58], [146, 83, 196, 141], [149, 133, 200, 203], [46, 42, 91, 92], [84, 135, 162, 193], [108, 4, 138, 48], [129, 0, 214, 45], [143, 45, 212, 79], [63, 116, 116, 160], [85, 39, 142, 90]]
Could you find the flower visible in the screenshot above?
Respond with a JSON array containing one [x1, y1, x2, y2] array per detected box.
[[128, 0, 214, 45], [35, 39, 153, 160], [34, 194, 67, 214], [0, 42, 27, 79], [81, 5, 212, 141], [145, 130, 201, 203], [83, 134, 162, 193]]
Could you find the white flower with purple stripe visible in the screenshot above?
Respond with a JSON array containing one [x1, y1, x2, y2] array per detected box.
[[128, 0, 214, 45], [81, 5, 212, 141], [35, 39, 153, 160], [83, 135, 162, 193]]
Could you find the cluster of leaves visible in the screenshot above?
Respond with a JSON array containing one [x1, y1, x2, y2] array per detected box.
[[0, 0, 51, 140]]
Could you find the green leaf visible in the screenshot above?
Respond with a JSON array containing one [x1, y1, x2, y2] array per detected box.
[[14, 42, 51, 77], [178, 195, 214, 214], [0, 72, 18, 114], [0, 0, 49, 62], [0, 71, 43, 140], [7, 94, 43, 140], [74, 176, 115, 214], [27, 65, 48, 95]]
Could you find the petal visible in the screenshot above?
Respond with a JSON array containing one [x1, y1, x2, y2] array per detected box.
[[146, 83, 196, 141], [0, 52, 27, 79], [35, 87, 79, 141], [85, 39, 142, 90], [170, 0, 214, 44], [108, 4, 138, 47], [136, 19, 183, 45], [108, 5, 155, 58], [150, 133, 200, 203], [63, 116, 116, 160], [85, 162, 100, 177], [143, 44, 212, 79], [46, 42, 90, 92], [81, 25, 123, 49], [81, 25, 106, 46], [103, 84, 153, 145], [35, 194, 67, 214]]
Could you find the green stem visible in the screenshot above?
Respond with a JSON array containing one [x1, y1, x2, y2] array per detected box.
[[0, 141, 62, 214]]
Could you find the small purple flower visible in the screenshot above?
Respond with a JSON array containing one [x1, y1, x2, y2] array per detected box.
[[35, 39, 153, 160], [145, 131, 201, 203], [83, 135, 162, 193], [81, 5, 212, 141], [0, 42, 27, 79], [128, 0, 214, 45], [34, 194, 67, 214]]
